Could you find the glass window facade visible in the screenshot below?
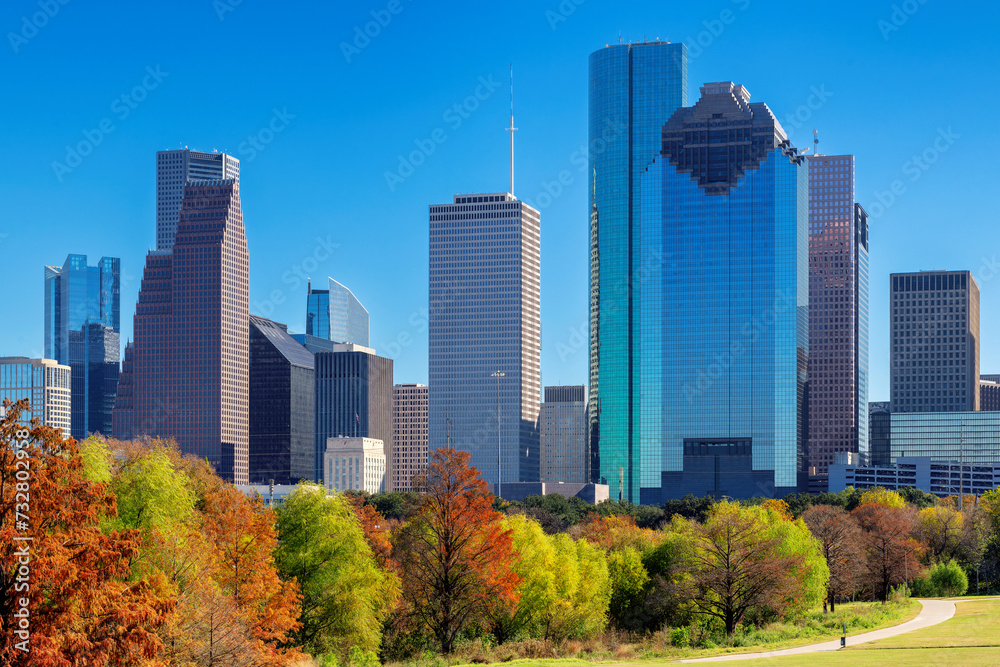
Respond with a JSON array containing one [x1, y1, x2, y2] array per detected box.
[[540, 385, 589, 484], [0, 357, 71, 433], [635, 82, 809, 502], [868, 401, 892, 466], [306, 278, 370, 346], [890, 411, 1000, 466], [588, 41, 688, 500], [43, 254, 120, 439]]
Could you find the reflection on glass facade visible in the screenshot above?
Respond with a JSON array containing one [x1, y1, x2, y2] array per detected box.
[[589, 41, 688, 497], [869, 401, 891, 466], [636, 82, 809, 502], [806, 155, 869, 478], [306, 278, 370, 346], [891, 411, 1000, 466], [890, 271, 979, 412], [428, 192, 541, 487], [114, 179, 250, 484], [249, 315, 315, 485], [44, 254, 120, 439], [0, 357, 71, 433]]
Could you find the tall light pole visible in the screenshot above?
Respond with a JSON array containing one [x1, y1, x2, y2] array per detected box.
[[492, 371, 505, 499]]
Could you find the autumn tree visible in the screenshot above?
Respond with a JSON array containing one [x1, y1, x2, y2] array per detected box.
[[275, 484, 398, 659], [852, 500, 920, 602], [395, 448, 519, 653], [802, 504, 863, 611], [916, 503, 965, 565], [575, 514, 663, 554], [0, 400, 172, 665]]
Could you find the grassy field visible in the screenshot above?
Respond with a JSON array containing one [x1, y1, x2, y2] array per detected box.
[[691, 598, 1000, 666]]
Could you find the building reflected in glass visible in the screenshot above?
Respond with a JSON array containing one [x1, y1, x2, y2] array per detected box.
[[306, 278, 370, 346]]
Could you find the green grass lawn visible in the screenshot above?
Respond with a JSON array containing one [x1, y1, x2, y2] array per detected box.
[[692, 598, 1000, 666]]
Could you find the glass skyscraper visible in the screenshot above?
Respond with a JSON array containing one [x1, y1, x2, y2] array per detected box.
[[428, 192, 541, 488], [633, 81, 810, 503], [43, 254, 120, 439], [0, 357, 71, 434], [540, 385, 589, 484], [306, 278, 370, 346], [806, 154, 869, 481], [156, 149, 239, 251], [588, 41, 688, 494], [114, 178, 250, 483], [890, 270, 979, 412]]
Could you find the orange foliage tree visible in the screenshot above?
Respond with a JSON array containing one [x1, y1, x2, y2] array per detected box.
[[852, 500, 920, 602], [395, 448, 520, 653], [576, 514, 663, 554], [0, 400, 173, 665]]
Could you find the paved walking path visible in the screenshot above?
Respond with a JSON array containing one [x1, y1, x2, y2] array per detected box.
[[680, 598, 956, 663]]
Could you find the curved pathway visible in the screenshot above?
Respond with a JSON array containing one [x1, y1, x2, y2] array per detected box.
[[680, 598, 956, 663]]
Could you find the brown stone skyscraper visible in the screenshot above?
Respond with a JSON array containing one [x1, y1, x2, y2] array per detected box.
[[114, 178, 249, 483]]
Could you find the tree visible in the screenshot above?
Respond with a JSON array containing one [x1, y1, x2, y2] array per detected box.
[[606, 547, 649, 629], [492, 514, 558, 641], [683, 501, 825, 635], [0, 399, 173, 664], [575, 514, 662, 554], [802, 505, 863, 611], [852, 501, 920, 602], [395, 448, 519, 653], [859, 487, 906, 509], [916, 504, 965, 565], [549, 534, 609, 639], [928, 560, 968, 597], [275, 484, 398, 659]]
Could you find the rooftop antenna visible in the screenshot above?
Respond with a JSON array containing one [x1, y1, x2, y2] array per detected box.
[[505, 64, 517, 198], [813, 129, 820, 156]]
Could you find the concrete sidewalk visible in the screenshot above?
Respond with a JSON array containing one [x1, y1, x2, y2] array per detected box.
[[680, 598, 956, 663]]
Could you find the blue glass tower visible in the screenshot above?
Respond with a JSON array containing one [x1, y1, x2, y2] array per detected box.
[[589, 41, 688, 497], [44, 254, 121, 439], [306, 278, 370, 346], [636, 82, 810, 502]]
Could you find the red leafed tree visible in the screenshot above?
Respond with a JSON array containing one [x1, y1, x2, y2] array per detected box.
[[395, 448, 520, 653], [802, 504, 863, 611], [344, 493, 395, 569], [852, 501, 920, 602], [0, 399, 173, 665]]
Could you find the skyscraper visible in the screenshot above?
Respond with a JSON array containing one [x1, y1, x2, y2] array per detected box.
[[156, 149, 239, 251], [0, 357, 71, 434], [588, 41, 688, 490], [539, 385, 589, 484], [890, 271, 979, 413], [428, 192, 541, 487], [393, 383, 428, 492], [114, 178, 250, 483], [868, 401, 891, 467], [806, 154, 870, 481], [249, 315, 315, 485], [629, 81, 810, 502], [305, 278, 370, 346], [44, 254, 120, 439]]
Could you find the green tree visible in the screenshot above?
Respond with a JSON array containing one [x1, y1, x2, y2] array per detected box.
[[606, 546, 649, 629], [493, 514, 558, 641], [549, 534, 609, 638], [275, 484, 398, 658]]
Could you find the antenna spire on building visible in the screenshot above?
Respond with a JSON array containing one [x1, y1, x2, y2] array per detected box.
[[813, 129, 820, 156], [505, 64, 517, 198]]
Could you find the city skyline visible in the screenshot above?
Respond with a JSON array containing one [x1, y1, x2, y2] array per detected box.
[[4, 2, 998, 401]]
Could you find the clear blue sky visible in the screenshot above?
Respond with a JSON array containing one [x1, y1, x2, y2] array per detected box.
[[2, 0, 998, 402]]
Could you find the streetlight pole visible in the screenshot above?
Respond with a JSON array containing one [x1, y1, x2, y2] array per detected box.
[[491, 371, 505, 499]]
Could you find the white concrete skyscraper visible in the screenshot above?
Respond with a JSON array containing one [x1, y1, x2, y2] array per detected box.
[[428, 192, 541, 488], [156, 149, 239, 251]]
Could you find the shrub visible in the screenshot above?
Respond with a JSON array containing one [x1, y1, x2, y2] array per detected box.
[[670, 626, 691, 647], [929, 560, 968, 597]]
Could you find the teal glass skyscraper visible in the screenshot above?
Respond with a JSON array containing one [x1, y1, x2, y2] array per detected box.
[[588, 41, 688, 497], [634, 82, 810, 502]]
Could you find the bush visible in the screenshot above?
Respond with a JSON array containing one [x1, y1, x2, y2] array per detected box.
[[670, 626, 690, 647], [929, 560, 969, 597]]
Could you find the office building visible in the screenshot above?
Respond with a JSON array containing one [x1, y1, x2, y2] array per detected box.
[[869, 401, 891, 466], [306, 278, 370, 346], [981, 375, 1000, 411], [324, 436, 386, 494], [44, 254, 121, 439], [114, 178, 250, 483], [494, 482, 610, 504], [249, 316, 315, 485], [539, 385, 588, 483], [297, 338, 393, 488], [806, 155, 869, 479], [890, 271, 979, 413], [0, 357, 71, 434], [890, 411, 1000, 466], [627, 81, 810, 502], [393, 383, 428, 491], [156, 149, 239, 251], [428, 192, 541, 487], [589, 40, 688, 492], [830, 456, 1000, 497]]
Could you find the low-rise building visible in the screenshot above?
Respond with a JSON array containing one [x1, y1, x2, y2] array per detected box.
[[324, 436, 386, 494]]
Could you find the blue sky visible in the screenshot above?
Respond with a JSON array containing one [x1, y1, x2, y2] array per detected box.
[[1, 0, 998, 401]]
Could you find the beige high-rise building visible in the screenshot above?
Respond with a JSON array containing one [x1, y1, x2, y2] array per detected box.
[[0, 357, 71, 435], [392, 383, 428, 491]]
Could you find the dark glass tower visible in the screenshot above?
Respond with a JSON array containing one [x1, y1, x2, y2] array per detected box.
[[588, 41, 688, 494], [635, 82, 810, 502], [868, 401, 891, 466], [249, 315, 315, 485], [114, 178, 249, 483], [44, 254, 120, 439]]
